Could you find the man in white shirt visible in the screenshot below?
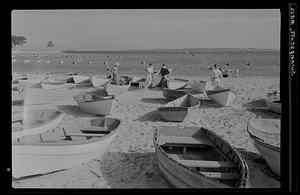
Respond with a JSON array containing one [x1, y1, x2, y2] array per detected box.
[[209, 64, 223, 89]]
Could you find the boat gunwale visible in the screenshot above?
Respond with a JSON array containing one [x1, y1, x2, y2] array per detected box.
[[12, 110, 64, 130], [206, 89, 231, 95], [74, 94, 115, 103], [167, 78, 189, 90]]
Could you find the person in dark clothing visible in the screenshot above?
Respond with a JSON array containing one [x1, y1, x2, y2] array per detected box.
[[158, 64, 170, 88]]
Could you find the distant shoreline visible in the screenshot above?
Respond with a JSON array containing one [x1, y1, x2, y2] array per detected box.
[[12, 48, 280, 55]]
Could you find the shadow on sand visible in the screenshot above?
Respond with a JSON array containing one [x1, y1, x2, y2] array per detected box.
[[134, 110, 162, 122], [199, 99, 224, 108], [99, 151, 170, 188], [242, 99, 267, 108], [57, 105, 106, 118], [141, 98, 169, 105]]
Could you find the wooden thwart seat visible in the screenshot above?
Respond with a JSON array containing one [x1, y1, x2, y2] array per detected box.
[[80, 127, 109, 134], [199, 171, 239, 180], [178, 160, 236, 169], [63, 133, 106, 140], [158, 135, 215, 147]]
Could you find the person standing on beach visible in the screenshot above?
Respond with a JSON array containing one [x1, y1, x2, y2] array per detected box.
[[158, 64, 170, 88], [111, 65, 120, 85], [145, 63, 154, 89], [106, 66, 112, 81], [209, 64, 223, 89]]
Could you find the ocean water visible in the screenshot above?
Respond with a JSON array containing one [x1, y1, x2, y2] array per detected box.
[[12, 49, 280, 78]]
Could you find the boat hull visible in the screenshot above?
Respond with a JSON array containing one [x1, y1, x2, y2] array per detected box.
[[153, 126, 250, 188], [12, 109, 64, 139], [162, 88, 188, 100], [167, 78, 189, 90], [158, 107, 188, 122], [22, 88, 73, 105], [247, 119, 280, 176], [74, 94, 114, 115], [91, 76, 108, 87], [206, 89, 235, 106], [12, 118, 122, 178], [105, 83, 131, 96], [264, 95, 281, 114], [249, 139, 280, 176], [159, 94, 200, 122], [18, 80, 42, 89], [40, 80, 66, 90], [190, 80, 207, 93], [73, 75, 90, 84]]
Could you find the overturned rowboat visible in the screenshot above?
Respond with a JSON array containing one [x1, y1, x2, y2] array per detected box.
[[162, 88, 188, 100], [247, 118, 280, 176], [206, 88, 236, 106], [12, 108, 64, 139], [12, 117, 121, 179], [190, 80, 207, 93], [158, 94, 200, 122], [167, 78, 189, 90], [73, 93, 115, 115], [153, 126, 250, 188], [264, 92, 281, 114]]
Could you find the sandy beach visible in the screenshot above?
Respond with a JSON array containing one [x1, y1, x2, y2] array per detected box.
[[12, 73, 280, 188]]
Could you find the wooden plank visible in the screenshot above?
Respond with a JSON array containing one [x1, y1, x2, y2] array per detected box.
[[81, 127, 108, 131], [199, 172, 239, 180], [63, 133, 106, 137], [178, 160, 235, 169], [80, 127, 109, 134], [159, 135, 215, 147]]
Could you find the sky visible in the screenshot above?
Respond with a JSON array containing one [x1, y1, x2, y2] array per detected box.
[[11, 9, 281, 51]]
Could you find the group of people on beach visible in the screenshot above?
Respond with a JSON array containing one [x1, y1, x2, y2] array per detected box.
[[105, 62, 122, 85], [143, 61, 171, 89], [104, 60, 172, 88], [104, 60, 239, 90], [219, 63, 239, 78]]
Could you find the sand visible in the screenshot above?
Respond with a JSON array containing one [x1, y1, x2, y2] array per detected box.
[[12, 73, 280, 188]]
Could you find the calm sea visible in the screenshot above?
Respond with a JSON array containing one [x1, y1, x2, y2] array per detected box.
[[12, 49, 280, 78]]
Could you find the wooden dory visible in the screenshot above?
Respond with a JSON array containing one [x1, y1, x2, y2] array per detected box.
[[104, 82, 131, 96], [153, 126, 250, 188], [264, 92, 281, 114], [12, 108, 64, 139], [190, 80, 207, 93], [40, 79, 66, 90], [12, 117, 121, 178], [91, 76, 109, 87], [167, 78, 189, 90], [73, 93, 114, 115], [158, 94, 200, 122], [18, 79, 42, 89], [22, 88, 74, 105], [73, 75, 90, 84], [247, 118, 280, 176], [206, 88, 236, 106], [162, 88, 188, 100]]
